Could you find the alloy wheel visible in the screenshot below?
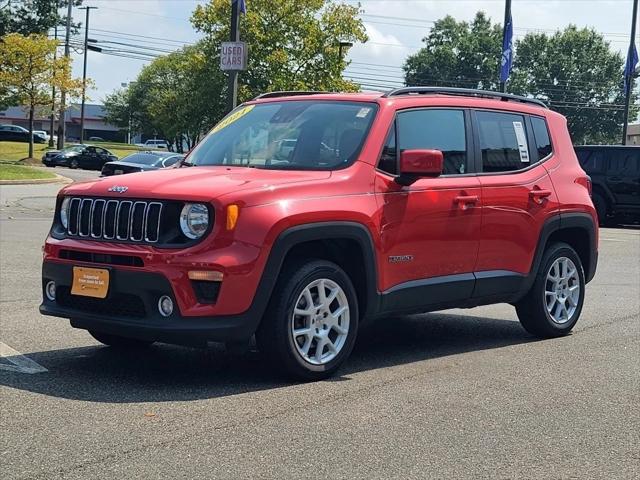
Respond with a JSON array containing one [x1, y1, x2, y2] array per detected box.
[[544, 256, 580, 324], [290, 278, 350, 365]]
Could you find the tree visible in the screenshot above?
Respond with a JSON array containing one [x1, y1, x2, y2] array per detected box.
[[0, 33, 83, 158], [510, 26, 638, 144], [404, 12, 503, 89], [0, 0, 82, 36], [190, 0, 368, 100]]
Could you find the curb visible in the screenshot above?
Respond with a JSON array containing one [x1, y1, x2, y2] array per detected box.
[[0, 172, 72, 186]]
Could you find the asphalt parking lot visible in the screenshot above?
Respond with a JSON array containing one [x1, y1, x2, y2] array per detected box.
[[1, 171, 638, 479]]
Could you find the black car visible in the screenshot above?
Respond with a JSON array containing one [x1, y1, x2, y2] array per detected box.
[[575, 145, 640, 225], [100, 151, 184, 176], [0, 124, 46, 143], [42, 144, 118, 170]]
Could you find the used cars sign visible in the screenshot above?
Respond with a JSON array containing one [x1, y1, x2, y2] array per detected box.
[[220, 42, 247, 71]]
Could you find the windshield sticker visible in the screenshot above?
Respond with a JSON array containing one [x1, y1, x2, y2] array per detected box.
[[356, 107, 371, 118], [211, 105, 255, 134], [512, 121, 529, 163]]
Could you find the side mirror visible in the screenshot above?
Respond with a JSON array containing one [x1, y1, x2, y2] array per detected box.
[[395, 149, 444, 186]]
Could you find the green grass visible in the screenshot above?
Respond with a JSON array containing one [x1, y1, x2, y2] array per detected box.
[[0, 164, 56, 181], [0, 140, 142, 164]]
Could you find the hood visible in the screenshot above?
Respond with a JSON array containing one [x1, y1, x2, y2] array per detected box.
[[63, 165, 332, 202]]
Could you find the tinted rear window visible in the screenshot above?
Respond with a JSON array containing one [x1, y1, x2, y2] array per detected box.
[[531, 117, 552, 159]]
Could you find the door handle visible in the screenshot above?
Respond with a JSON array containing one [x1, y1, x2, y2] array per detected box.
[[454, 195, 479, 210], [529, 189, 552, 204]]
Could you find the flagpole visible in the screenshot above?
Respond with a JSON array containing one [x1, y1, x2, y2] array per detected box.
[[226, 0, 240, 113], [622, 0, 638, 145], [499, 0, 512, 92]]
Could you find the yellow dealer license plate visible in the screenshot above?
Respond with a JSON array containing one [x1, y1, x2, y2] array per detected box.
[[71, 267, 110, 299]]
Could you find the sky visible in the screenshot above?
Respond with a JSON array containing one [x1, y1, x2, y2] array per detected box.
[[64, 0, 637, 102]]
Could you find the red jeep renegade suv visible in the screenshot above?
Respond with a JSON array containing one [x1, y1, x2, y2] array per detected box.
[[41, 87, 598, 380]]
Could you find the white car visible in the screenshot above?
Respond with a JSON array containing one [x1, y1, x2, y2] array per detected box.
[[135, 139, 169, 150], [33, 130, 58, 144]]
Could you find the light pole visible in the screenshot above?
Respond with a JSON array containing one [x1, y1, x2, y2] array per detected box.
[[49, 25, 57, 148], [79, 6, 97, 143], [57, 0, 73, 149]]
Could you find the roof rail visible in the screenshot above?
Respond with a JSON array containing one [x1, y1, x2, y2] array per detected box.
[[382, 86, 547, 108], [253, 91, 332, 100]]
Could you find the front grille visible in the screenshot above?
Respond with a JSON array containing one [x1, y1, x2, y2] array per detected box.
[[56, 286, 146, 318], [66, 197, 162, 243]]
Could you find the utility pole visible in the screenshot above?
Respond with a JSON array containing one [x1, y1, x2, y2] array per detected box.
[[79, 6, 97, 143], [622, 0, 638, 145], [226, 0, 240, 113], [57, 0, 72, 149], [49, 26, 57, 148], [499, 0, 513, 93]]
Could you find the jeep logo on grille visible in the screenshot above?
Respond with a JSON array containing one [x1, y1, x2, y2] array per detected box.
[[108, 185, 128, 193]]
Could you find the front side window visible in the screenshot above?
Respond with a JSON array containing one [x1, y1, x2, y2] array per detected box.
[[394, 109, 467, 175], [185, 101, 378, 170], [477, 111, 530, 173]]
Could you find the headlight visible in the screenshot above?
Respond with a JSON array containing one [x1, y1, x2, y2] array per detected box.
[[60, 197, 70, 229], [179, 203, 209, 239]]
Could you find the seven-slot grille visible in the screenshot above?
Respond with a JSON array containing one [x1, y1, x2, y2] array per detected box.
[[66, 197, 162, 243]]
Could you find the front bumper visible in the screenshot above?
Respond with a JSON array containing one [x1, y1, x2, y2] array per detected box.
[[40, 261, 259, 346]]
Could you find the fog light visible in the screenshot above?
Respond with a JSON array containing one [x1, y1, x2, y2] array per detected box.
[[158, 295, 174, 317], [45, 281, 56, 301]]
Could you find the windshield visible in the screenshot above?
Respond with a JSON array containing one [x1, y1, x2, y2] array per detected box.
[[185, 101, 378, 170], [62, 145, 85, 153], [120, 153, 165, 166]]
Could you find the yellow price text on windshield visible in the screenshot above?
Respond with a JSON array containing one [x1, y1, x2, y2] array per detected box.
[[211, 105, 255, 134]]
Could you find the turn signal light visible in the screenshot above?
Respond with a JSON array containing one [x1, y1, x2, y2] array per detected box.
[[226, 204, 239, 230], [188, 270, 224, 282]]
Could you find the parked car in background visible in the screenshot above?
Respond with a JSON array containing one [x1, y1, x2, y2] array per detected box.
[[135, 139, 170, 150], [574, 145, 640, 225], [101, 151, 184, 176], [88, 136, 105, 142], [42, 144, 118, 170], [0, 124, 47, 143]]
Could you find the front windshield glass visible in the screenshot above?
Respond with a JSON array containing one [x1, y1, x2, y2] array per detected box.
[[186, 101, 378, 170]]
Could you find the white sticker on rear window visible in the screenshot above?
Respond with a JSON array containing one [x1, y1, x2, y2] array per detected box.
[[513, 121, 529, 163], [356, 107, 371, 118]]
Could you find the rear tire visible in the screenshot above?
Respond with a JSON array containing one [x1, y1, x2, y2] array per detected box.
[[516, 242, 585, 338], [256, 259, 359, 381], [89, 330, 154, 348]]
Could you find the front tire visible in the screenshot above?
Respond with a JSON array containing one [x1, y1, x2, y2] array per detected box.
[[69, 158, 79, 169], [256, 259, 359, 381], [516, 242, 585, 338], [89, 330, 154, 348]]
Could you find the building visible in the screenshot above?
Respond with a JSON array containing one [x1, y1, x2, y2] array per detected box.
[[626, 123, 640, 145], [0, 103, 124, 142]]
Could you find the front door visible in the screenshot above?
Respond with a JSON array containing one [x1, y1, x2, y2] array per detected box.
[[375, 108, 482, 310]]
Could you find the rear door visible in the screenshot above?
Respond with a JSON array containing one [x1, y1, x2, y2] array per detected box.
[[473, 111, 558, 296], [606, 148, 640, 206]]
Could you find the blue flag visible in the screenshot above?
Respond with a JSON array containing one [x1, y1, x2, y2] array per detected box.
[[233, 0, 246, 14], [624, 43, 638, 92], [500, 14, 513, 83]]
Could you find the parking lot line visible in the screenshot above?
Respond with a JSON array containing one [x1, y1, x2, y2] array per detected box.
[[0, 342, 48, 374]]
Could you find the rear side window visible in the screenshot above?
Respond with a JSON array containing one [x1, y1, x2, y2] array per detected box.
[[531, 117, 552, 159], [395, 109, 468, 175], [477, 111, 530, 173]]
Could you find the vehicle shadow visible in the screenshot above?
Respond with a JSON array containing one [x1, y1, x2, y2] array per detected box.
[[0, 311, 535, 403]]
